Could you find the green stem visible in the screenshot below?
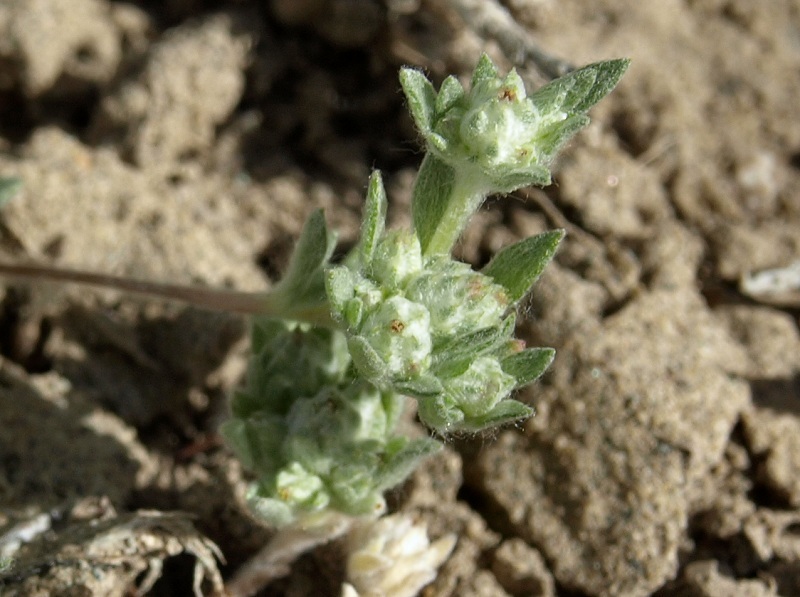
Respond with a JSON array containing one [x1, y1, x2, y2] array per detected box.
[[412, 154, 489, 257]]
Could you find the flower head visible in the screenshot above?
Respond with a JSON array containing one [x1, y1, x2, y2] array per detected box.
[[221, 321, 440, 526], [343, 512, 456, 597], [401, 54, 630, 193], [326, 173, 559, 432]]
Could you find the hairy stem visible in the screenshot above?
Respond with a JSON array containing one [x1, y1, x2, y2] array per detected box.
[[412, 154, 488, 257]]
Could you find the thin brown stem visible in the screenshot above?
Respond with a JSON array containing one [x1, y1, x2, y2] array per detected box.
[[0, 261, 269, 315]]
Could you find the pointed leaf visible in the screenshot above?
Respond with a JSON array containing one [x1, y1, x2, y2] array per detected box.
[[470, 53, 499, 88], [375, 437, 442, 491], [533, 66, 594, 115], [570, 58, 630, 113], [287, 209, 335, 279], [536, 114, 590, 160], [435, 75, 465, 117], [530, 58, 630, 116], [277, 209, 337, 303], [360, 171, 387, 264], [460, 399, 533, 432], [431, 318, 516, 378], [394, 374, 443, 398], [490, 165, 552, 193], [428, 132, 449, 154], [482, 229, 565, 303], [400, 67, 437, 135], [558, 66, 599, 112], [502, 347, 555, 387], [343, 298, 364, 329]]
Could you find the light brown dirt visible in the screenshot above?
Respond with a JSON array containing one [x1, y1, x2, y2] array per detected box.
[[0, 1, 798, 595]]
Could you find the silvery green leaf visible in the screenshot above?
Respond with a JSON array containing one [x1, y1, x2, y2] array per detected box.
[[490, 165, 553, 193], [411, 154, 456, 256], [470, 53, 499, 88], [460, 399, 533, 432], [236, 320, 351, 418], [534, 114, 590, 161], [326, 266, 357, 320], [434, 75, 464, 117], [360, 171, 387, 264], [502, 347, 555, 387], [343, 298, 365, 329], [575, 58, 630, 110], [329, 460, 386, 514], [394, 374, 443, 398], [219, 417, 285, 478], [531, 64, 593, 115], [428, 132, 449, 153], [272, 209, 338, 315], [375, 437, 442, 490], [380, 391, 406, 430], [430, 321, 514, 378], [530, 58, 630, 116], [281, 209, 336, 291], [482, 229, 565, 303], [348, 335, 391, 383], [400, 67, 437, 135], [416, 393, 464, 431]]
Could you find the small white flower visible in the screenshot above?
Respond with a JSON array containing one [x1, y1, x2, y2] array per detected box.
[[343, 513, 456, 597]]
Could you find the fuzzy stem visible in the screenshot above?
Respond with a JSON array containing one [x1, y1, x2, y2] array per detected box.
[[412, 154, 489, 257]]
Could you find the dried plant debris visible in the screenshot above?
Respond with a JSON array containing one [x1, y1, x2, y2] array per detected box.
[[0, 506, 223, 597]]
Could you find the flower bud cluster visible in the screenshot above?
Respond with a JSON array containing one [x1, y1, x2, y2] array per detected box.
[[401, 54, 631, 193], [221, 318, 439, 525], [429, 62, 557, 192], [327, 217, 532, 433]]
